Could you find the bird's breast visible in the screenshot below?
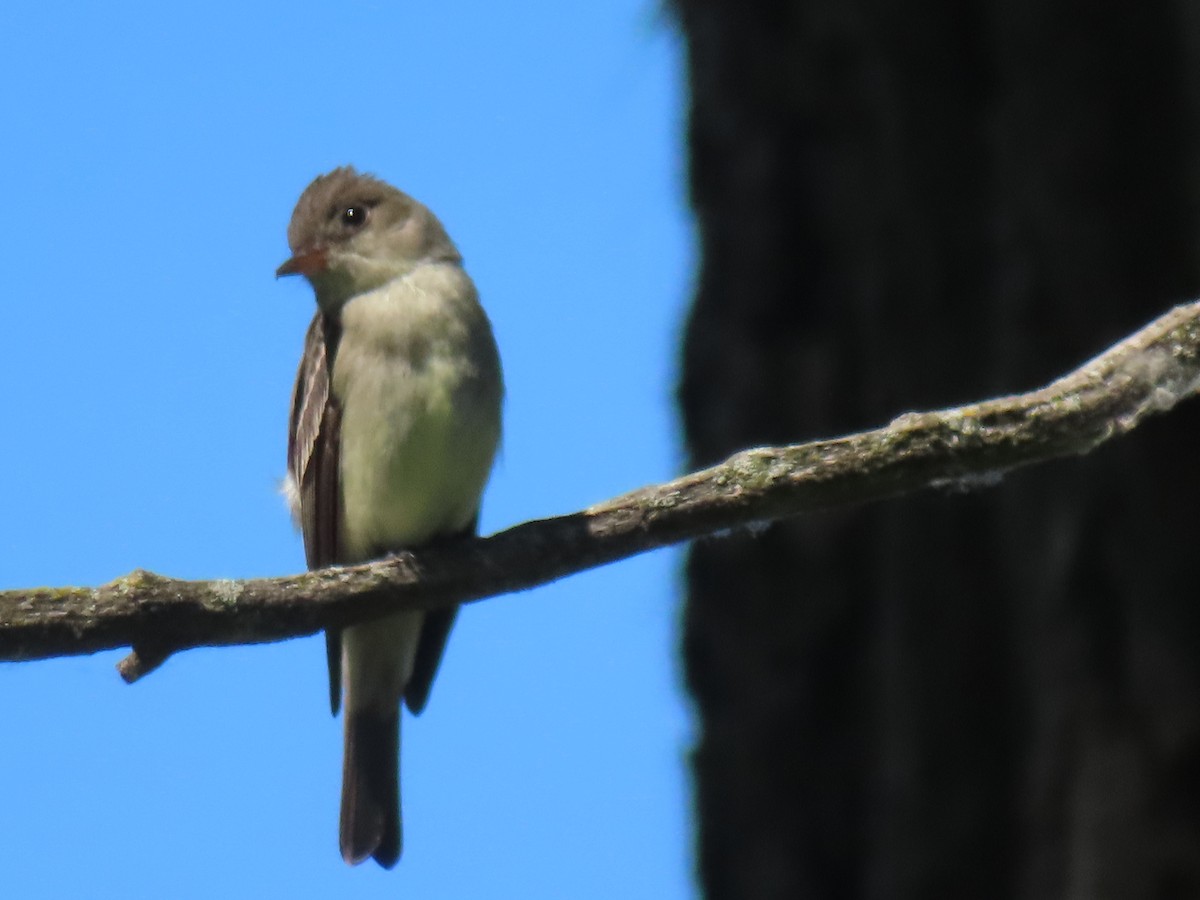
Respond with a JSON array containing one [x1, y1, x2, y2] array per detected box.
[[331, 269, 502, 560]]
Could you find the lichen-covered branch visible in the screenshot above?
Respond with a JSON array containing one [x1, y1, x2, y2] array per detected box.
[[3, 299, 1200, 679]]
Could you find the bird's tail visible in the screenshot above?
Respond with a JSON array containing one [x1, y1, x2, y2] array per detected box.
[[340, 709, 402, 868]]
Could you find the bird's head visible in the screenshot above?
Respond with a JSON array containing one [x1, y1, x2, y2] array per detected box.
[[277, 166, 461, 313]]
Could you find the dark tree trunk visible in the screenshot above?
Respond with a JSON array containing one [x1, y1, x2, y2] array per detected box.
[[673, 1, 1200, 897]]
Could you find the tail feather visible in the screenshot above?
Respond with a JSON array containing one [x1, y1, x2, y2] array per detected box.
[[340, 710, 402, 868]]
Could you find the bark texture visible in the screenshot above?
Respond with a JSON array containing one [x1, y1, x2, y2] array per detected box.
[[9, 299, 1198, 676], [674, 1, 1200, 897]]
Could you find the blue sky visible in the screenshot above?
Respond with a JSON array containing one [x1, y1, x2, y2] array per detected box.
[[0, 2, 694, 897]]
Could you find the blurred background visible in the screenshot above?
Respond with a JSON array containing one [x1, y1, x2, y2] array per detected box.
[[0, 2, 693, 897], [673, 1, 1200, 897]]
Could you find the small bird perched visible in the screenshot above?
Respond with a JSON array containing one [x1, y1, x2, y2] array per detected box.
[[278, 167, 503, 868]]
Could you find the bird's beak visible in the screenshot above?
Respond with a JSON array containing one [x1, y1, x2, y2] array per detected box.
[[276, 247, 329, 279]]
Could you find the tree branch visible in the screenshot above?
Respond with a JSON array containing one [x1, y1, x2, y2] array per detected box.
[[4, 300, 1200, 678]]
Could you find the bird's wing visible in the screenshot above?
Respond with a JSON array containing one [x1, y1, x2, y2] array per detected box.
[[288, 312, 344, 712], [403, 517, 475, 715], [405, 606, 459, 715]]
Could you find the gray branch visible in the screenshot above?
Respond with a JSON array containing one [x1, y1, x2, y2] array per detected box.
[[4, 300, 1200, 681]]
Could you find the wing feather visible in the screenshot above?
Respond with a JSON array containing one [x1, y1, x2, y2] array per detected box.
[[288, 312, 344, 712]]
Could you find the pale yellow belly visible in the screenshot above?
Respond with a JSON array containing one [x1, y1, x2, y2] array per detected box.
[[336, 349, 500, 561]]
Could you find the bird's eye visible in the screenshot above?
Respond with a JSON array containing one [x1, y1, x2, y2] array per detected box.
[[340, 206, 368, 228]]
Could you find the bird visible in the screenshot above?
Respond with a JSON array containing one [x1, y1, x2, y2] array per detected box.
[[278, 166, 503, 867]]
